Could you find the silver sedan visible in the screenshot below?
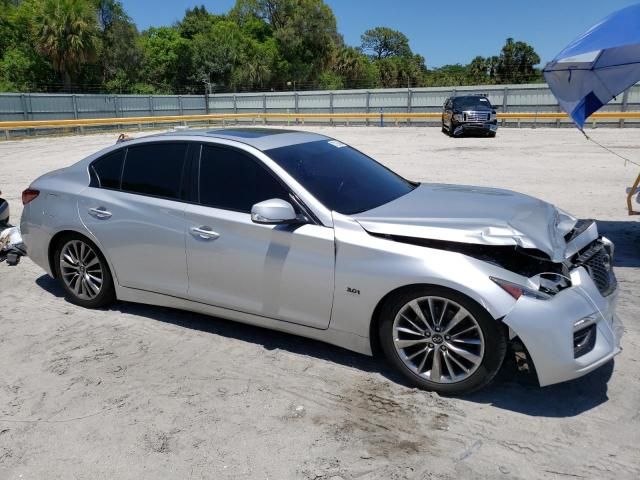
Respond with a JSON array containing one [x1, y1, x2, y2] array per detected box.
[[20, 128, 623, 394]]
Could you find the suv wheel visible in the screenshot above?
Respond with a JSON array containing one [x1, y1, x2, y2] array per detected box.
[[379, 286, 506, 395], [54, 234, 115, 308]]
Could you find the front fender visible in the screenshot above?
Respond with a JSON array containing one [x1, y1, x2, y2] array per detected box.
[[330, 213, 518, 340]]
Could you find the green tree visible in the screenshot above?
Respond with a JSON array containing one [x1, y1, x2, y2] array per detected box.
[[330, 46, 377, 88], [35, 0, 99, 91], [232, 0, 340, 85], [178, 5, 225, 39], [496, 37, 540, 84], [467, 55, 500, 84], [190, 20, 245, 89], [138, 27, 192, 93], [0, 0, 56, 91], [360, 27, 411, 60], [234, 37, 280, 89], [94, 0, 142, 91], [424, 64, 470, 87], [375, 54, 426, 88]]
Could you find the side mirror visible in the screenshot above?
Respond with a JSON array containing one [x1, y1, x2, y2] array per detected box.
[[251, 198, 299, 225]]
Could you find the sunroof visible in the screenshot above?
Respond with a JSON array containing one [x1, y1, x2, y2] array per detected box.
[[207, 128, 292, 138]]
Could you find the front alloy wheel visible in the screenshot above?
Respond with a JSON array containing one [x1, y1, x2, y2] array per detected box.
[[393, 297, 484, 384], [379, 287, 506, 394]]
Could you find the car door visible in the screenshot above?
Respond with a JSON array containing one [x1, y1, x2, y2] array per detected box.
[[77, 142, 190, 296], [185, 143, 335, 330]]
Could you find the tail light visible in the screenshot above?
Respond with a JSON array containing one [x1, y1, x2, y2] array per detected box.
[[22, 189, 40, 205]]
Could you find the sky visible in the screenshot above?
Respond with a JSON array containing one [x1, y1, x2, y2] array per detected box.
[[121, 0, 640, 67]]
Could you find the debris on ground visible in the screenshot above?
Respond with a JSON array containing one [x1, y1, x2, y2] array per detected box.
[[0, 225, 26, 265]]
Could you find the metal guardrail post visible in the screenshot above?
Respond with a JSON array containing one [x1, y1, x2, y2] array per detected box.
[[329, 92, 334, 126], [380, 108, 384, 127], [502, 87, 508, 127], [263, 93, 267, 125], [148, 96, 154, 116], [72, 95, 79, 120], [620, 89, 630, 128], [179, 96, 186, 125], [233, 94, 238, 125], [407, 89, 412, 126], [73, 95, 82, 134], [366, 91, 370, 126], [20, 94, 28, 121]]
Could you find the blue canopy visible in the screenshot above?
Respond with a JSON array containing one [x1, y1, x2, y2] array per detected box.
[[544, 3, 640, 129]]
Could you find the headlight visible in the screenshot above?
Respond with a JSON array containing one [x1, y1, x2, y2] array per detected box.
[[453, 113, 464, 122], [490, 277, 552, 301]]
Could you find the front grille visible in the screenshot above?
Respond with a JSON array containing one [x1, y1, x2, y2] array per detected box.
[[464, 111, 490, 122], [573, 241, 616, 296], [574, 324, 596, 358]]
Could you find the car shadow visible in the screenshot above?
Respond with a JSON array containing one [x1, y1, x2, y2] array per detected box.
[[596, 220, 640, 268], [36, 274, 614, 417], [463, 358, 614, 417]]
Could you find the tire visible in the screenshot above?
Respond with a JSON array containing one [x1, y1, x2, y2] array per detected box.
[[54, 233, 115, 308], [449, 122, 459, 137], [378, 286, 506, 395]]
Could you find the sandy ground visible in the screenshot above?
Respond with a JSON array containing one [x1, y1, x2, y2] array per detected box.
[[0, 126, 639, 480]]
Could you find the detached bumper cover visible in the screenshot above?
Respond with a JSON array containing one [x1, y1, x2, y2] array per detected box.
[[503, 267, 622, 387]]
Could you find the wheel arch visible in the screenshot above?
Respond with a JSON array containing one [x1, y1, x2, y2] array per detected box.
[[369, 282, 503, 357], [48, 229, 114, 282]]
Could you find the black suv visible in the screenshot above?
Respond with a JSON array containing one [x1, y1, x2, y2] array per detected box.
[[442, 95, 498, 137]]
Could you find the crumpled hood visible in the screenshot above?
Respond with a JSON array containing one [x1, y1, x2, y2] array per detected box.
[[354, 183, 577, 262]]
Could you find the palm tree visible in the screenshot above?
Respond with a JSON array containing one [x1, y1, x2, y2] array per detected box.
[[36, 0, 98, 91]]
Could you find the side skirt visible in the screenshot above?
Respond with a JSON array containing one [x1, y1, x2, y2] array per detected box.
[[115, 285, 373, 356]]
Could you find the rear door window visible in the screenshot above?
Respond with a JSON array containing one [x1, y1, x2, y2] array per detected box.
[[90, 150, 124, 189], [199, 145, 290, 212], [121, 143, 188, 200]]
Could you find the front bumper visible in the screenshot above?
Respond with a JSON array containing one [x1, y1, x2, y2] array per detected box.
[[458, 120, 498, 133], [502, 267, 623, 387]]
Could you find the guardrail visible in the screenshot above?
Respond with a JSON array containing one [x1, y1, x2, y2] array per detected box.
[[2, 111, 640, 139]]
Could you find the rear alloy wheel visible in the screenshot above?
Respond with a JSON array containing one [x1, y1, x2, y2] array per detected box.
[[55, 235, 115, 308], [379, 287, 506, 394]]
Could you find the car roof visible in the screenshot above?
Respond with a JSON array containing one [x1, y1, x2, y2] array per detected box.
[[155, 127, 329, 151], [452, 94, 488, 99]]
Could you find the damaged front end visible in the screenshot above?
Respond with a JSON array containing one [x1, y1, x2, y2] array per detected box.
[[366, 217, 621, 387], [369, 218, 614, 299]]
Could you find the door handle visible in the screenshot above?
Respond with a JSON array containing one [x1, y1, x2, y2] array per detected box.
[[88, 207, 112, 219], [190, 226, 220, 240]]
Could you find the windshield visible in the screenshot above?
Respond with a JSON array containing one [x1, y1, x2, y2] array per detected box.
[[453, 96, 492, 110], [265, 140, 416, 215]]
